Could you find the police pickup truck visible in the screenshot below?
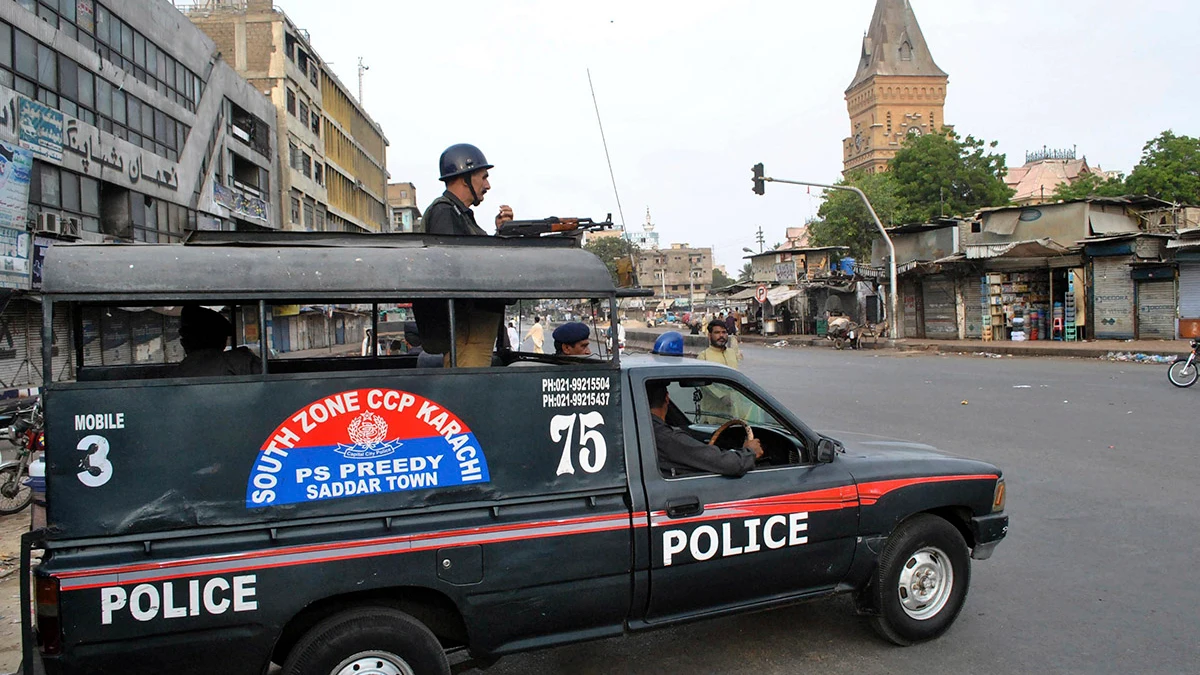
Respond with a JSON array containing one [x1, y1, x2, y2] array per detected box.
[[20, 233, 1007, 675]]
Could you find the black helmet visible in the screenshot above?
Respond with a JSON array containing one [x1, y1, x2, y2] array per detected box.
[[438, 144, 493, 181]]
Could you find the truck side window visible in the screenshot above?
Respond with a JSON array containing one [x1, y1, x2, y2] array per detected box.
[[651, 379, 809, 476]]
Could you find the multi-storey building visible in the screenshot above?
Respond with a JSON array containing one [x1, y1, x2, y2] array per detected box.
[[636, 243, 713, 305], [386, 181, 419, 233], [843, 0, 949, 175], [184, 0, 389, 232], [0, 0, 280, 394]]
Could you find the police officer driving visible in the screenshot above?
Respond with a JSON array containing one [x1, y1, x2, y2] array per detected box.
[[424, 143, 513, 235], [647, 382, 763, 477]]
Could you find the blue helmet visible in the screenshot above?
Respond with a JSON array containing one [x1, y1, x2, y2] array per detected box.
[[652, 331, 685, 356]]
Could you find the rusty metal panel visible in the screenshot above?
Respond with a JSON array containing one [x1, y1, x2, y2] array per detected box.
[[963, 275, 983, 339], [922, 275, 957, 340]]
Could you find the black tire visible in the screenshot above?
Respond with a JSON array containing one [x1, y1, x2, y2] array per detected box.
[[834, 337, 845, 350], [869, 515, 970, 646], [282, 606, 450, 675], [0, 466, 31, 515], [1168, 358, 1199, 388]]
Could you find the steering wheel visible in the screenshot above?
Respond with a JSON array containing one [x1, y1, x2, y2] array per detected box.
[[709, 419, 754, 446]]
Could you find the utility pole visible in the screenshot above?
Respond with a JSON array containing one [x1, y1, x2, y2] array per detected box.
[[755, 226, 765, 253], [357, 57, 369, 104], [751, 165, 899, 344]]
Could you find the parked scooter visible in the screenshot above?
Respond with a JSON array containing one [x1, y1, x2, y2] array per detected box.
[[1167, 339, 1200, 388], [0, 397, 42, 515]]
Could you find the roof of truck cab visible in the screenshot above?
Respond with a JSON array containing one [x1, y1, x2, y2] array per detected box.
[[41, 233, 617, 301]]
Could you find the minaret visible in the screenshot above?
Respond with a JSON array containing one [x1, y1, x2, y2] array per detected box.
[[842, 0, 949, 175]]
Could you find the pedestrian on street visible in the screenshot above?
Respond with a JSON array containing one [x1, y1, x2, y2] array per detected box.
[[413, 143, 515, 367], [506, 321, 520, 352], [725, 310, 738, 335], [524, 316, 545, 354], [697, 321, 739, 369]]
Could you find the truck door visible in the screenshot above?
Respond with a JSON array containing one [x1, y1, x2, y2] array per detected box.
[[631, 373, 859, 624]]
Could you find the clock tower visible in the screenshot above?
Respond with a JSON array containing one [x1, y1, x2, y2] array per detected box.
[[843, 0, 949, 175]]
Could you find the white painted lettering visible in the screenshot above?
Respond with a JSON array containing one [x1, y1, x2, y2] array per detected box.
[[101, 587, 127, 625], [690, 525, 720, 561], [763, 515, 788, 549], [129, 584, 160, 622], [663, 530, 687, 566]]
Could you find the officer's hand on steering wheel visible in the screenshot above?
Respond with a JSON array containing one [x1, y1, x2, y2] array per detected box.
[[745, 438, 764, 459]]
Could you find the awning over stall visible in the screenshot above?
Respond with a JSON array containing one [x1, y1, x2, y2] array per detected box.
[[965, 238, 1073, 260], [766, 286, 801, 305]]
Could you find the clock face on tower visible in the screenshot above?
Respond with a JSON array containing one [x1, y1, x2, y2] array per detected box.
[[908, 126, 923, 137]]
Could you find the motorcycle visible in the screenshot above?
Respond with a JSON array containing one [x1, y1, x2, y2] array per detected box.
[[1168, 339, 1200, 388], [0, 397, 42, 515]]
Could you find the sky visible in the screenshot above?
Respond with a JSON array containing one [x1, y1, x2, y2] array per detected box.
[[277, 0, 1199, 273]]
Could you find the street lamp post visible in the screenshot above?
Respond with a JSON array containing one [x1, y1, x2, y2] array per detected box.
[[757, 174, 899, 344]]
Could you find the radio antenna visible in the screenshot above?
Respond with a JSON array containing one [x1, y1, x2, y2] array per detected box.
[[587, 68, 639, 291]]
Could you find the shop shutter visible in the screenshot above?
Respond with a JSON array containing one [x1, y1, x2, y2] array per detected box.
[[1137, 279, 1175, 340], [963, 275, 983, 338], [1093, 256, 1135, 339], [922, 275, 957, 339], [1179, 262, 1200, 319]]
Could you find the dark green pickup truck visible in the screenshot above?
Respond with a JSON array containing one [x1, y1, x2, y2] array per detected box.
[[20, 234, 1006, 675]]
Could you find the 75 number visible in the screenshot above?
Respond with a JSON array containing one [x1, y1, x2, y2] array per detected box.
[[550, 412, 607, 476]]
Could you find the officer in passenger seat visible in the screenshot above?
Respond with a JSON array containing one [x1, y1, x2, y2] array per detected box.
[[176, 305, 262, 377]]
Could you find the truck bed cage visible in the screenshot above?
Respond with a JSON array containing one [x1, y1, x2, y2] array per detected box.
[[41, 233, 616, 302]]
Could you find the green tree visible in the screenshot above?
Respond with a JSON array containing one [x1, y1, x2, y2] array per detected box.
[[888, 131, 1014, 222], [1126, 130, 1200, 204], [1052, 172, 1128, 200], [712, 267, 734, 289], [808, 170, 909, 259], [583, 236, 638, 285], [738, 262, 754, 282]]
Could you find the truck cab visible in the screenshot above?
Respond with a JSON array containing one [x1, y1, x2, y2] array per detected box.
[[20, 233, 1006, 675]]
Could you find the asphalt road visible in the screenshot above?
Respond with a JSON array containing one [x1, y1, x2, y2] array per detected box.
[[476, 346, 1199, 675]]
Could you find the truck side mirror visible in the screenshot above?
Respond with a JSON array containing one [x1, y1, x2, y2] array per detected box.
[[815, 438, 837, 464]]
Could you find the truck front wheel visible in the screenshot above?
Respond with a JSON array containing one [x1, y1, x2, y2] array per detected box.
[[869, 514, 970, 646], [282, 606, 450, 675]]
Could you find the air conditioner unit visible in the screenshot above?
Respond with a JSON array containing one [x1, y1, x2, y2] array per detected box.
[[60, 216, 82, 239], [35, 212, 60, 235]]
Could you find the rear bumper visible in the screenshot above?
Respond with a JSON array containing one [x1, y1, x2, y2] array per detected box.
[[969, 512, 1009, 560]]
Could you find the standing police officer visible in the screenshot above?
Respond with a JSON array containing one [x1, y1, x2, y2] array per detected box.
[[424, 143, 513, 235], [415, 143, 513, 367]]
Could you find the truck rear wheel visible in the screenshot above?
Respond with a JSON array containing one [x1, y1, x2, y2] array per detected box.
[[869, 514, 970, 646], [282, 606, 450, 675]]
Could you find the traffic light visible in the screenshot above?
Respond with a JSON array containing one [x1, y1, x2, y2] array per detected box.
[[752, 163, 765, 195]]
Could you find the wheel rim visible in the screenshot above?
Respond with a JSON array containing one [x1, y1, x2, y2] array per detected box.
[[0, 470, 29, 510], [331, 651, 413, 675], [1170, 361, 1197, 383], [896, 546, 954, 620]]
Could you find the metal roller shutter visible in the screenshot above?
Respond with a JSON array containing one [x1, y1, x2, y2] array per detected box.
[[901, 280, 919, 339], [1179, 262, 1200, 319], [922, 275, 957, 339], [963, 275, 983, 339], [1093, 257, 1135, 339], [1137, 280, 1175, 340]]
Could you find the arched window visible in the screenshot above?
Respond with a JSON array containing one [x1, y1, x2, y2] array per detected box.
[[899, 41, 913, 61]]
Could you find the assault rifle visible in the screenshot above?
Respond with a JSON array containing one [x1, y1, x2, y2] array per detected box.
[[496, 213, 614, 238]]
